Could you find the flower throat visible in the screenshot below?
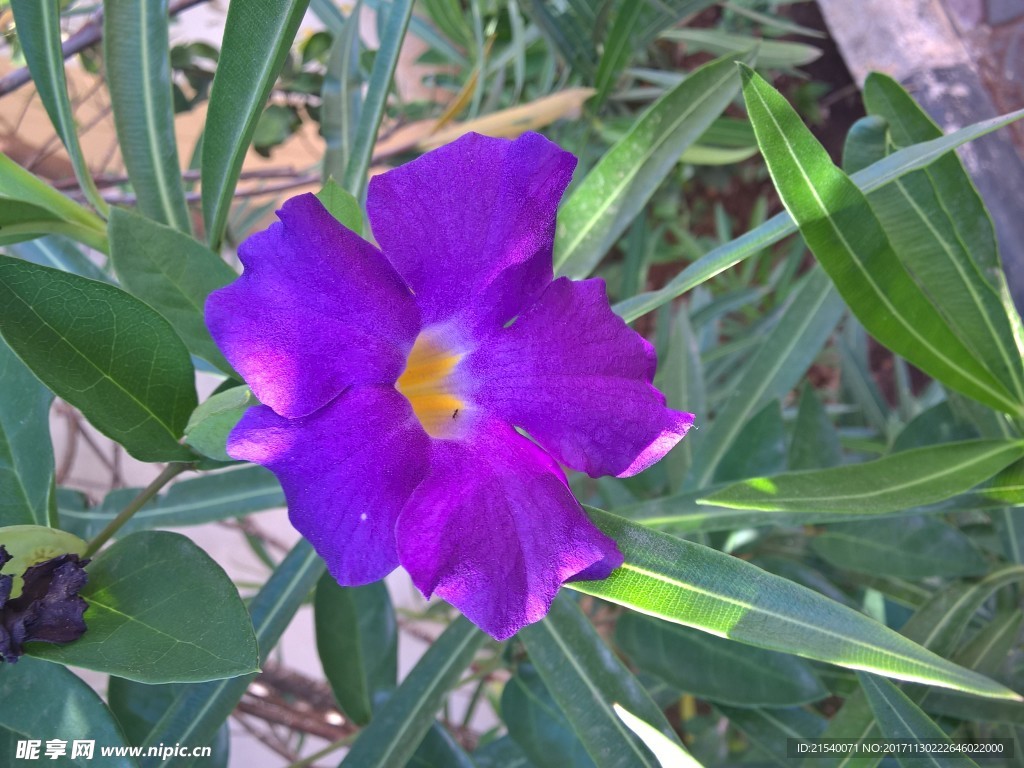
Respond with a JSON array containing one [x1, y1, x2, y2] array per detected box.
[[396, 333, 464, 438]]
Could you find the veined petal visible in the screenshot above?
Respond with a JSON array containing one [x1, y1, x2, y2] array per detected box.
[[206, 194, 420, 419], [396, 421, 621, 640], [367, 132, 575, 338], [228, 386, 430, 585], [465, 277, 694, 478]]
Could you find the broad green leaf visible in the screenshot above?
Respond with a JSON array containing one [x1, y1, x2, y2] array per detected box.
[[571, 508, 1020, 700], [810, 518, 987, 580], [28, 531, 258, 683], [616, 611, 827, 707], [9, 0, 108, 216], [202, 0, 311, 249], [408, 723, 476, 768], [473, 736, 537, 768], [842, 115, 889, 174], [8, 235, 112, 283], [613, 704, 704, 768], [863, 74, 1024, 405], [521, 593, 680, 768], [340, 617, 485, 768], [0, 153, 108, 252], [107, 677, 229, 767], [183, 386, 253, 463], [58, 466, 282, 540], [0, 338, 54, 527], [555, 52, 749, 279], [317, 178, 363, 234], [109, 207, 236, 373], [314, 576, 397, 725], [661, 28, 821, 69], [859, 673, 978, 768], [0, 657, 136, 768], [104, 0, 191, 232], [0, 256, 197, 462], [320, 3, 363, 187], [702, 440, 1024, 514], [503, 665, 597, 768], [141, 540, 325, 768], [343, 0, 414, 200], [740, 66, 1020, 416], [789, 384, 841, 470], [716, 706, 826, 768], [684, 268, 844, 489], [614, 103, 1024, 324]]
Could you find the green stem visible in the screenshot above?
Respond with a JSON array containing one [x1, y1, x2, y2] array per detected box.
[[83, 463, 188, 557], [284, 732, 358, 768]]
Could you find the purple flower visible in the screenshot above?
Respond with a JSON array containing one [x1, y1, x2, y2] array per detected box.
[[206, 132, 693, 639]]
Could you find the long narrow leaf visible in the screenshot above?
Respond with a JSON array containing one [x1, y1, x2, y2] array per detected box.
[[104, 0, 191, 232]]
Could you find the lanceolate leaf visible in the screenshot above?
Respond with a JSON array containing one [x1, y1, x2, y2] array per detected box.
[[109, 207, 236, 373], [613, 104, 1024, 324], [554, 52, 749, 279], [8, 234, 113, 283], [141, 541, 325, 768], [8, 0, 108, 216], [740, 66, 1020, 416], [573, 508, 1020, 700], [341, 617, 485, 768], [702, 440, 1024, 514], [862, 74, 1024, 406], [0, 256, 197, 462], [717, 706, 826, 768], [202, 0, 311, 249], [28, 531, 258, 683], [104, 0, 191, 232], [0, 338, 54, 527], [613, 705, 704, 768], [521, 594, 680, 768]]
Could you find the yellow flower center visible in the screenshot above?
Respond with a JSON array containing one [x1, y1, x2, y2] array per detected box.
[[396, 333, 465, 438]]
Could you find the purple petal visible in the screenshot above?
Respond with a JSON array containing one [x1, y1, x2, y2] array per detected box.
[[395, 421, 621, 640], [465, 277, 694, 478], [206, 194, 420, 419], [367, 132, 575, 337], [228, 386, 430, 585]]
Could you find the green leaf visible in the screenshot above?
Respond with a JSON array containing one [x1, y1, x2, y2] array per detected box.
[[0, 338, 54, 527], [684, 268, 844, 490], [714, 400, 787, 483], [184, 386, 253, 462], [317, 177, 363, 234], [859, 673, 978, 768], [521, 594, 681, 768], [109, 207, 236, 373], [593, 0, 643, 107], [408, 723, 476, 768], [616, 611, 827, 707], [614, 103, 1024, 324], [0, 153, 109, 252], [140, 540, 325, 768], [842, 115, 889, 174], [571, 508, 1020, 700], [862, 74, 1024, 406], [613, 704, 704, 768], [8, 235, 113, 283], [107, 677, 230, 767], [892, 402, 978, 453], [503, 665, 597, 768], [341, 617, 485, 768], [740, 65, 1020, 416], [716, 706, 826, 768], [0, 657, 136, 768], [320, 2, 363, 186], [702, 440, 1024, 514], [788, 384, 842, 470], [343, 0, 414, 200], [314, 576, 397, 725], [554, 51, 749, 279], [104, 0, 191, 232], [9, 0, 108, 216], [810, 518, 987, 580], [662, 29, 821, 69], [202, 0, 311, 249], [0, 256, 197, 462], [473, 736, 537, 768], [58, 466, 282, 540], [28, 531, 258, 683]]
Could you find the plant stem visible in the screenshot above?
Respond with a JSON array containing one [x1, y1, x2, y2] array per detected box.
[[83, 463, 188, 557], [283, 732, 359, 768]]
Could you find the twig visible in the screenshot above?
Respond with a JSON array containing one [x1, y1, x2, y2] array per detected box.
[[0, 0, 211, 98]]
